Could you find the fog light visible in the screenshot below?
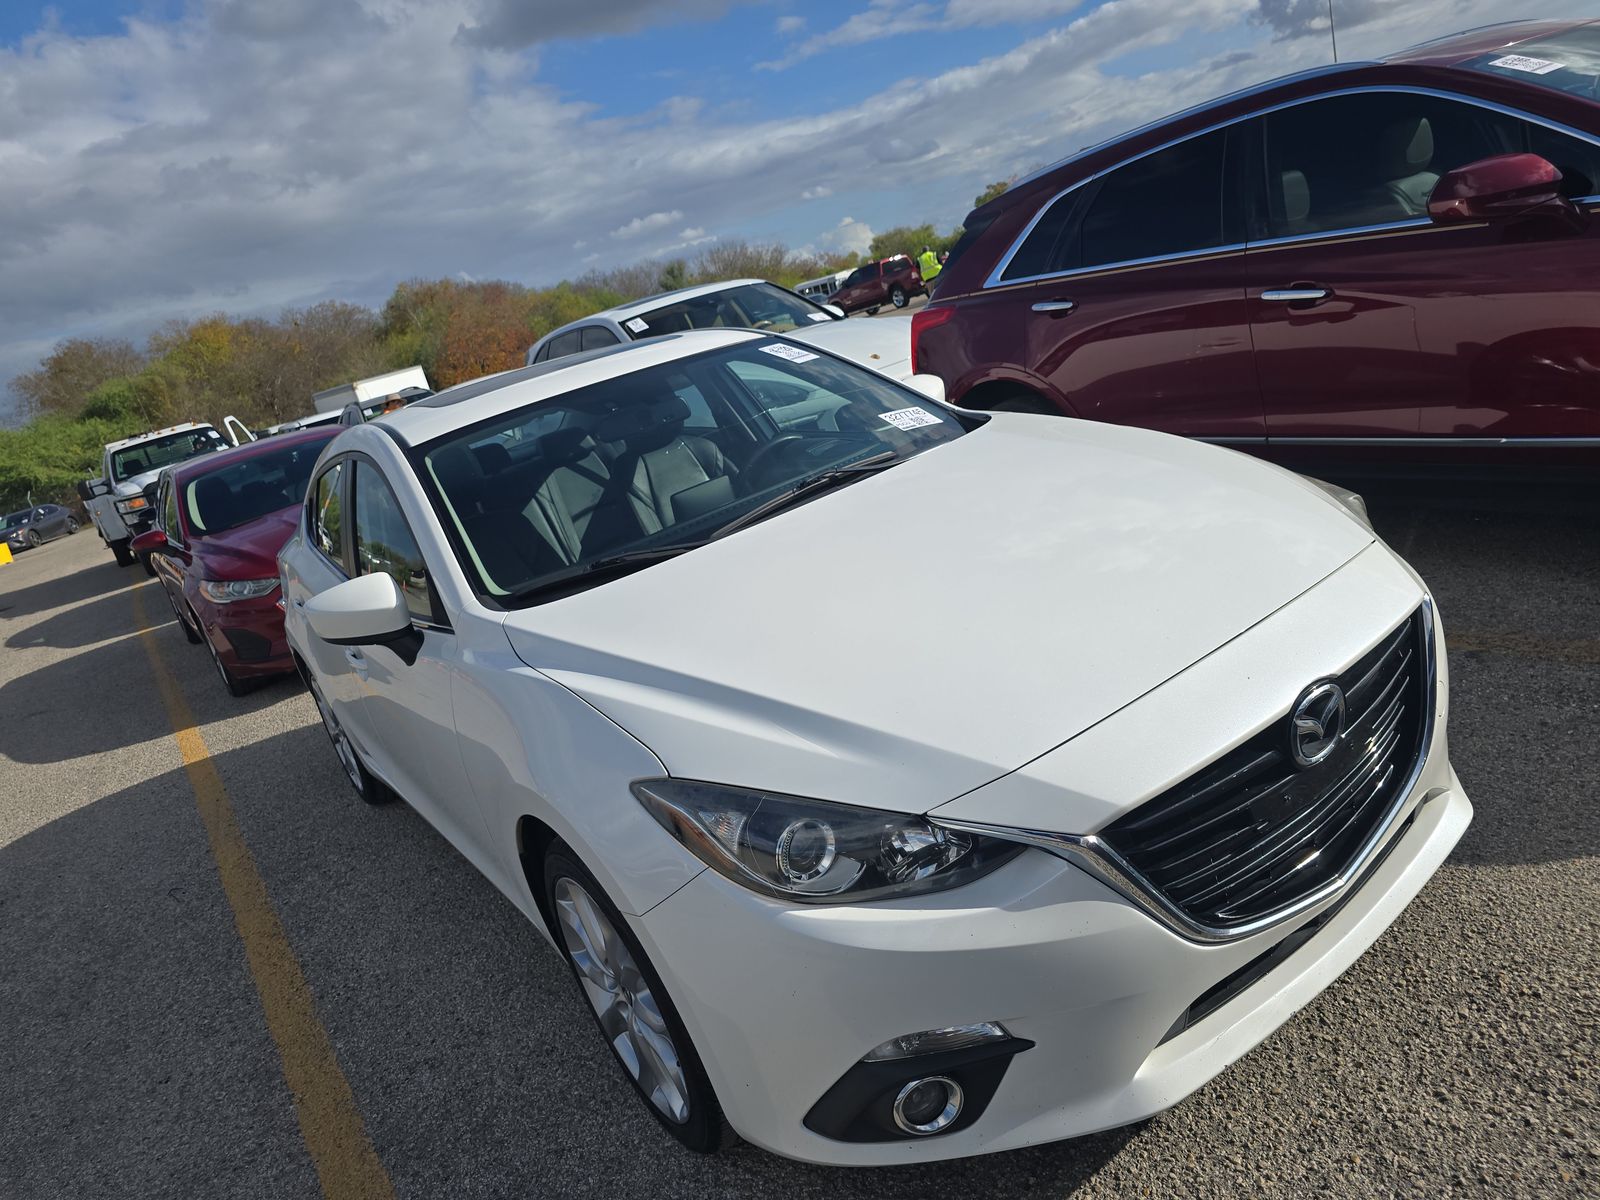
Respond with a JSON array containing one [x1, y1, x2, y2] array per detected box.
[[865, 1021, 1008, 1061], [893, 1076, 963, 1136]]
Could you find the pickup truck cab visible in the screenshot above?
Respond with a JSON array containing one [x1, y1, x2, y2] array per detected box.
[[82, 423, 232, 566], [828, 255, 925, 315]]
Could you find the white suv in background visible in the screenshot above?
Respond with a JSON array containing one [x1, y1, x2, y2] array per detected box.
[[525, 279, 914, 380]]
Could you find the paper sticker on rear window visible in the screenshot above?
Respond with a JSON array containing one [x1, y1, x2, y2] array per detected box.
[[625, 317, 650, 334], [759, 343, 819, 363], [1488, 54, 1564, 75], [879, 406, 944, 431]]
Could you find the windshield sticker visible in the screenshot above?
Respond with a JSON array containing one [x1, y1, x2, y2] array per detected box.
[[625, 317, 650, 334], [759, 343, 819, 363], [879, 406, 944, 431], [807, 312, 832, 322], [1487, 54, 1563, 75]]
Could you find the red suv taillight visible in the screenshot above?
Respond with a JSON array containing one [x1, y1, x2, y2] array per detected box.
[[910, 304, 957, 376]]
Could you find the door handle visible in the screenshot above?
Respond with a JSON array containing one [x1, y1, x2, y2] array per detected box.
[[1261, 287, 1331, 303], [1031, 300, 1077, 315], [343, 647, 368, 677]]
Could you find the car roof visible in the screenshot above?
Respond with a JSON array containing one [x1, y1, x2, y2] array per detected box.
[[1384, 18, 1597, 66], [105, 421, 216, 454], [380, 329, 762, 446], [167, 426, 339, 487], [591, 279, 774, 322]]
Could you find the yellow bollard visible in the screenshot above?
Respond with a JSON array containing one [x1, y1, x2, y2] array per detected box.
[[0, 542, 11, 565]]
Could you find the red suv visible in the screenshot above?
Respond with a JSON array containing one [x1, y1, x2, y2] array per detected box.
[[913, 20, 1600, 465], [830, 255, 925, 315]]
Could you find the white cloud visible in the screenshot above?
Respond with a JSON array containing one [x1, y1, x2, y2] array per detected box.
[[776, 15, 806, 35], [822, 216, 874, 256], [758, 0, 1086, 69], [678, 226, 706, 238], [801, 185, 833, 200], [610, 209, 686, 238]]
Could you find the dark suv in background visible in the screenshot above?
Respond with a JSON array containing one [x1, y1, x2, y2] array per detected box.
[[912, 19, 1600, 467], [830, 255, 925, 315]]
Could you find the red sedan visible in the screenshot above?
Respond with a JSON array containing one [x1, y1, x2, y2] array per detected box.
[[134, 428, 337, 695], [913, 19, 1600, 467]]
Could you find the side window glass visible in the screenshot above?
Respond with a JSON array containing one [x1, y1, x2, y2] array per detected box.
[[353, 463, 434, 622], [311, 461, 345, 566], [1077, 129, 1227, 270], [580, 326, 620, 351], [547, 330, 583, 360], [162, 483, 179, 538], [1263, 93, 1515, 238], [1002, 190, 1085, 280], [533, 341, 552, 363]]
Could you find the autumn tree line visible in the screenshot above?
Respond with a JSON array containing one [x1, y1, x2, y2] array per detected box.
[[0, 185, 1009, 512]]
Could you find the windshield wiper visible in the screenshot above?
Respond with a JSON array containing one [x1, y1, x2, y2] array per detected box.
[[513, 542, 708, 602], [710, 451, 900, 540]]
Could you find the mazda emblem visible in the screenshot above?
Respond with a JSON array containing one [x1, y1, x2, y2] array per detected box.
[[1289, 681, 1346, 768]]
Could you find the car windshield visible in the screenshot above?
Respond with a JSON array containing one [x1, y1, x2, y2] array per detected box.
[[1462, 28, 1600, 100], [111, 429, 229, 483], [625, 283, 836, 339], [2, 510, 28, 530], [184, 437, 334, 536], [420, 339, 968, 603]]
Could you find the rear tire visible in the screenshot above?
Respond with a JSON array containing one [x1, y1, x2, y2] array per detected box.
[[865, 306, 880, 316], [544, 844, 734, 1154], [66, 517, 79, 534], [111, 539, 135, 566], [307, 675, 392, 804], [890, 286, 908, 308]]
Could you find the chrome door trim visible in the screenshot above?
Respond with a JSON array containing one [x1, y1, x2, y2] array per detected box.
[[1261, 287, 1331, 302], [934, 600, 1437, 946], [984, 83, 1600, 291], [1030, 300, 1077, 314]]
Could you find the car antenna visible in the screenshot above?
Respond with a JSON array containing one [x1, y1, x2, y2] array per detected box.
[[1327, 0, 1338, 63]]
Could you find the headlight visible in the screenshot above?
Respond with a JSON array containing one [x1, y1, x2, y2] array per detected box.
[[1303, 476, 1371, 529], [633, 779, 1022, 903], [114, 495, 150, 515], [199, 578, 279, 603]]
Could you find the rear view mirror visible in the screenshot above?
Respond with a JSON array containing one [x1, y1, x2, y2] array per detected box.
[[823, 304, 845, 319], [1428, 153, 1581, 226], [304, 572, 413, 649]]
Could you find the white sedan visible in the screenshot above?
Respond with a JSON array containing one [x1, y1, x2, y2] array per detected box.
[[280, 329, 1471, 1165]]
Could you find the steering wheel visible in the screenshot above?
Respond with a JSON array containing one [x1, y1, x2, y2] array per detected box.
[[740, 434, 808, 492]]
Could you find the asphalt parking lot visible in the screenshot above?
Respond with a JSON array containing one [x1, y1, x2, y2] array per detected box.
[[1, 476, 1596, 1199]]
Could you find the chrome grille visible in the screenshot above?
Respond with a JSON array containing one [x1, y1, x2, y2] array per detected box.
[[1101, 608, 1428, 930]]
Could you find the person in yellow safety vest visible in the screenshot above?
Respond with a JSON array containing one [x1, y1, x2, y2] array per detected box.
[[918, 245, 941, 284]]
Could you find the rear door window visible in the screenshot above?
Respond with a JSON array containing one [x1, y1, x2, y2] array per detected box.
[[1076, 128, 1228, 269], [546, 330, 583, 360], [310, 461, 346, 568], [580, 326, 620, 351]]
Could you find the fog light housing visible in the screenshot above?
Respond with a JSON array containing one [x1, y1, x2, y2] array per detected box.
[[893, 1076, 963, 1135]]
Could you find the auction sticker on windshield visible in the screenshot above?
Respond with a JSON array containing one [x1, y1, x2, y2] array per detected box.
[[760, 344, 819, 363], [626, 318, 650, 334], [880, 407, 943, 430], [1487, 53, 1563, 74]]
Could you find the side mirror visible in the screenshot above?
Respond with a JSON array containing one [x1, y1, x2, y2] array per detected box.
[[142, 480, 161, 501], [1429, 153, 1579, 225], [905, 374, 947, 405], [304, 572, 412, 649], [130, 529, 167, 556], [76, 480, 92, 502], [86, 479, 111, 498], [823, 303, 845, 319]]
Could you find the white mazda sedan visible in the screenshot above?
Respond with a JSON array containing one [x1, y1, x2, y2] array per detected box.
[[280, 329, 1471, 1165]]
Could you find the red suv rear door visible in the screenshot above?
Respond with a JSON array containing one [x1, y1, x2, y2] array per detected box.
[[979, 126, 1262, 439]]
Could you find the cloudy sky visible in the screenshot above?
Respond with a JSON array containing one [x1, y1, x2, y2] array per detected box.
[[4, 0, 1596, 419]]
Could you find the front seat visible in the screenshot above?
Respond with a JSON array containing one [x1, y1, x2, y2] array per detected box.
[[1375, 116, 1439, 217], [593, 390, 735, 532], [193, 476, 236, 532]]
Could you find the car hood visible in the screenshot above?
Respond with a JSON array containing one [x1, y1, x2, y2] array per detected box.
[[788, 315, 912, 378], [193, 506, 299, 579], [114, 471, 162, 496], [501, 417, 1374, 815]]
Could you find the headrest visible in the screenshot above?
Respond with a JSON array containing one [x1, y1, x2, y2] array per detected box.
[[430, 443, 485, 494], [1280, 169, 1310, 224], [194, 476, 235, 530], [1378, 117, 1433, 173], [536, 427, 601, 465], [591, 392, 692, 446], [472, 442, 512, 474]]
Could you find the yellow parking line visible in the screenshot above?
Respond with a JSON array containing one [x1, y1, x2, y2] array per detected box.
[[132, 585, 395, 1200]]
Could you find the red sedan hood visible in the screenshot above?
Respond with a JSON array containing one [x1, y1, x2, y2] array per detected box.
[[194, 507, 299, 579]]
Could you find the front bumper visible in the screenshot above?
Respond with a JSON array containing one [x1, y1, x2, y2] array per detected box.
[[199, 593, 294, 678], [637, 762, 1469, 1165]]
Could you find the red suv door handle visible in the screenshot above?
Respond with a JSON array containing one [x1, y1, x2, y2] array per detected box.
[[1261, 286, 1331, 303], [1031, 300, 1077, 315]]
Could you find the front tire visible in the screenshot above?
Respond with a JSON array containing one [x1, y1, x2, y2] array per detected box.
[[544, 845, 732, 1154], [111, 538, 135, 566], [865, 305, 880, 316], [139, 550, 157, 577], [204, 630, 252, 698], [67, 517, 79, 534], [172, 594, 204, 644], [25, 530, 39, 548]]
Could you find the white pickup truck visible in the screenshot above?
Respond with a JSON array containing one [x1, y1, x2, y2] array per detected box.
[[80, 421, 243, 566]]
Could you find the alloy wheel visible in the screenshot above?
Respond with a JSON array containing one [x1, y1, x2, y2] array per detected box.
[[26, 530, 39, 547], [554, 877, 691, 1125], [310, 681, 363, 793], [67, 518, 79, 534]]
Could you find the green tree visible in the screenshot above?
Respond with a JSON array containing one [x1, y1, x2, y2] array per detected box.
[[13, 338, 146, 420], [974, 178, 1012, 208]]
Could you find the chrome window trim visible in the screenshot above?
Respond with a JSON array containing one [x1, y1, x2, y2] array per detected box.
[[985, 84, 1600, 291], [938, 599, 1438, 945]]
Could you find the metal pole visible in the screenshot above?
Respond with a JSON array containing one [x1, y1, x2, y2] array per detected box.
[[1328, 0, 1339, 62]]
